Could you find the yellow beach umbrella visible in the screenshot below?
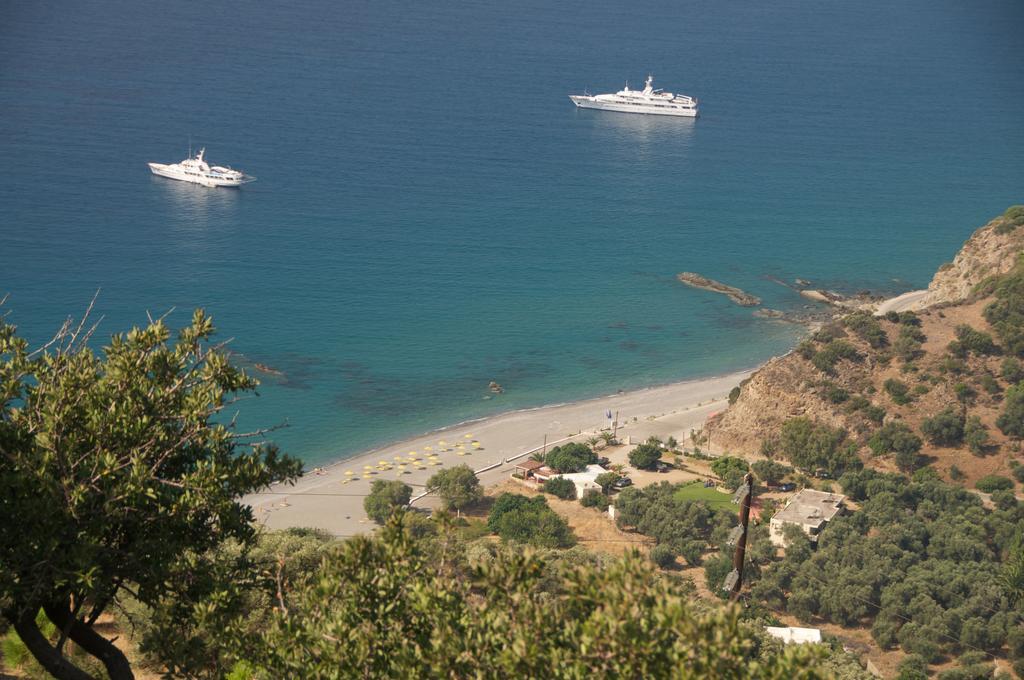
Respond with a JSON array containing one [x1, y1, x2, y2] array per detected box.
[[464, 434, 473, 439], [344, 470, 354, 476], [424, 445, 433, 451]]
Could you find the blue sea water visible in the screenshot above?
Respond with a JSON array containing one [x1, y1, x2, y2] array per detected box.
[[1, 0, 1023, 465]]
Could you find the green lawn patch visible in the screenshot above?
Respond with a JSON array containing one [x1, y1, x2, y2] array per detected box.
[[673, 481, 732, 505]]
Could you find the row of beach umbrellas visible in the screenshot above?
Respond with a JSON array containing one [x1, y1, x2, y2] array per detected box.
[[340, 434, 482, 483]]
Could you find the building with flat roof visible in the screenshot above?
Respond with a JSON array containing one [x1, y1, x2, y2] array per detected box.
[[769, 488, 845, 547], [765, 626, 822, 645]]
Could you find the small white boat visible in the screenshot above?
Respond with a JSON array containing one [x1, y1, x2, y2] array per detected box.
[[148, 148, 254, 187], [569, 75, 698, 118]]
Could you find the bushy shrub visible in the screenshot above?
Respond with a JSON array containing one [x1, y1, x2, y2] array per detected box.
[[949, 465, 965, 481], [728, 386, 741, 405], [364, 480, 413, 524], [983, 256, 1024, 356], [953, 324, 998, 356], [921, 408, 965, 446], [975, 475, 1013, 493], [710, 456, 749, 491], [595, 471, 620, 493], [953, 382, 976, 405], [964, 416, 990, 456], [896, 654, 929, 680], [979, 373, 1001, 396], [487, 493, 575, 547], [544, 476, 577, 500], [650, 544, 677, 569], [629, 443, 662, 470], [1003, 357, 1024, 384], [778, 417, 860, 476], [545, 442, 597, 473], [997, 383, 1024, 438], [751, 459, 790, 486], [863, 404, 887, 425], [824, 384, 849, 403], [868, 422, 922, 458], [884, 378, 912, 405], [580, 489, 608, 509], [845, 311, 888, 349], [812, 340, 861, 375]]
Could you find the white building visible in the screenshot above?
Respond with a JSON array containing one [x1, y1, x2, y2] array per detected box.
[[556, 464, 606, 499], [766, 626, 822, 645], [769, 488, 845, 547]]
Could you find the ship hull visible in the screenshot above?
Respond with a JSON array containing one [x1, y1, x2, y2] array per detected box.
[[147, 163, 246, 188], [569, 95, 698, 118]]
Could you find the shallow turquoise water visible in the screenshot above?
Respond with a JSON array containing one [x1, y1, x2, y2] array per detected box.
[[2, 0, 1022, 464]]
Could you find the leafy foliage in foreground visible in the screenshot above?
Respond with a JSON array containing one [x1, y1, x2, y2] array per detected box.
[[212, 517, 831, 679], [0, 309, 301, 678]]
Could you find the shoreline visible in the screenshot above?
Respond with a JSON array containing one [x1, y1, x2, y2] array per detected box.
[[246, 287, 928, 537], [245, 367, 757, 536]]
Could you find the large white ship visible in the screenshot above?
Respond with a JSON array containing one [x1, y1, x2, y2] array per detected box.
[[569, 75, 698, 118], [148, 148, 254, 187]]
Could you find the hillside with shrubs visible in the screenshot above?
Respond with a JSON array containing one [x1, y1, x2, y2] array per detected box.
[[710, 206, 1024, 492]]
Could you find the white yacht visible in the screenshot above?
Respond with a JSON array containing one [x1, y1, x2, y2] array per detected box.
[[148, 148, 254, 187], [569, 75, 698, 118]]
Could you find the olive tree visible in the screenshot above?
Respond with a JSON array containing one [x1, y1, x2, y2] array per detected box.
[[425, 463, 482, 511], [0, 309, 302, 679]]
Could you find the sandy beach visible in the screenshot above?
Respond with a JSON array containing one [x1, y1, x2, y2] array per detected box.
[[246, 369, 753, 537]]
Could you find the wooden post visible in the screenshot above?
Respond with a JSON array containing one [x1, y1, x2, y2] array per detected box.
[[542, 434, 547, 456], [613, 410, 619, 440], [729, 472, 754, 603]]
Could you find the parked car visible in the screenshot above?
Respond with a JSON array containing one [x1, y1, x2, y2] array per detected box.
[[655, 462, 671, 473], [596, 456, 610, 467], [778, 482, 797, 492], [611, 477, 633, 490]]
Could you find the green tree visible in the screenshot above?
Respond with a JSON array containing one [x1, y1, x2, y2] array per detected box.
[[487, 493, 575, 547], [595, 471, 620, 493], [845, 312, 888, 349], [998, 383, 1024, 438], [543, 476, 577, 500], [778, 418, 860, 476], [975, 475, 1013, 493], [650, 544, 677, 569], [867, 422, 922, 459], [580, 489, 609, 509], [884, 378, 912, 405], [545, 442, 597, 473], [1002, 357, 1024, 384], [963, 416, 990, 455], [0, 309, 302, 679], [751, 459, 789, 486], [629, 443, 662, 470], [921, 408, 965, 446], [364, 480, 414, 523], [426, 464, 482, 511], [711, 456, 749, 491]]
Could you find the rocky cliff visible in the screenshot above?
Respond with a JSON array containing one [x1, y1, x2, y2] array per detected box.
[[923, 208, 1024, 306], [706, 207, 1024, 486]]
